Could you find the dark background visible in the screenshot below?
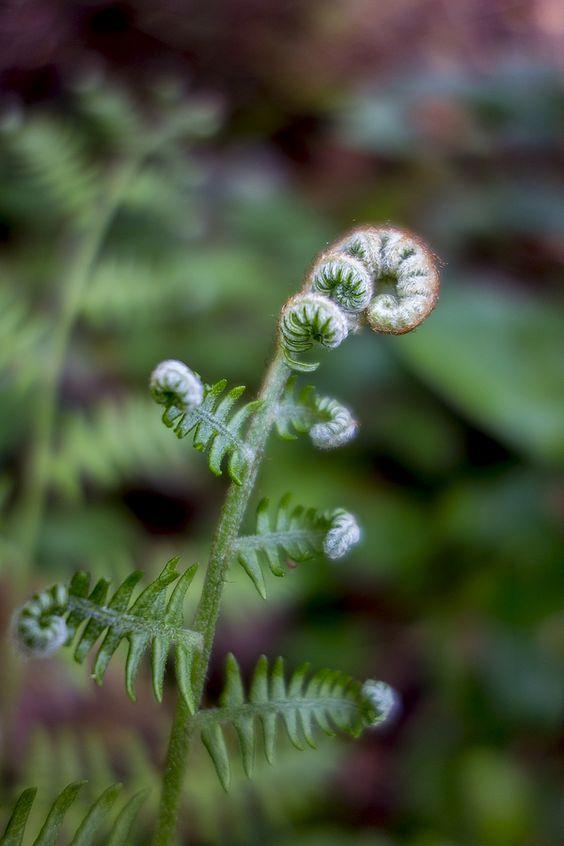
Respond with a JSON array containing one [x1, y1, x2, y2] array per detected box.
[[0, 1, 563, 844]]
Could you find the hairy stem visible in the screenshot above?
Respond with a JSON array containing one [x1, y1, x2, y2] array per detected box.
[[151, 348, 290, 846]]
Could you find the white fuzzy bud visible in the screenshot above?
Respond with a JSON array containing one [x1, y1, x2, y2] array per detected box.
[[361, 680, 399, 726], [12, 584, 69, 659], [323, 509, 361, 559], [310, 399, 358, 450], [150, 359, 204, 409]]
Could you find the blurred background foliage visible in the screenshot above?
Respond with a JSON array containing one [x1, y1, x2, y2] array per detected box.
[[0, 0, 563, 844]]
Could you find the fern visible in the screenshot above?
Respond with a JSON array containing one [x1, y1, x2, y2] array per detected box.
[[12, 558, 202, 711], [0, 288, 48, 391], [48, 397, 196, 501], [7, 117, 100, 220], [196, 654, 394, 791], [153, 367, 263, 484], [234, 495, 360, 598], [0, 782, 146, 846], [275, 376, 358, 449]]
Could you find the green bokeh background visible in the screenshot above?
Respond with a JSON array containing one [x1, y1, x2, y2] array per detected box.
[[0, 2, 563, 844]]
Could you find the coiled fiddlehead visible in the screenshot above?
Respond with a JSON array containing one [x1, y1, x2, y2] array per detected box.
[[150, 359, 204, 413], [276, 376, 358, 450], [279, 293, 349, 372], [12, 584, 69, 658], [335, 225, 439, 335], [308, 252, 373, 313]]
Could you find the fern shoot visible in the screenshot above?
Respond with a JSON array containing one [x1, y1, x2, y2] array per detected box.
[[10, 224, 440, 845]]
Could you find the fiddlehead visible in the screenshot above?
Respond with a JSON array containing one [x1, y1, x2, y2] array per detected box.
[[234, 495, 361, 598], [279, 293, 349, 372], [12, 558, 202, 711], [334, 225, 440, 335], [150, 359, 204, 412], [276, 377, 358, 449], [196, 653, 397, 791], [150, 361, 262, 484], [308, 252, 373, 314]]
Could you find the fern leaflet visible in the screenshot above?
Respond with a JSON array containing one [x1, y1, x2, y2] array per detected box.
[[159, 377, 263, 484], [234, 495, 360, 598], [0, 782, 146, 846], [13, 558, 202, 712], [275, 376, 357, 449], [196, 654, 394, 790]]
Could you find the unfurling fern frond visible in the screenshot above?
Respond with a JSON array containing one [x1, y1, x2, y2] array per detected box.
[[12, 558, 202, 712], [278, 293, 349, 372], [275, 376, 358, 449], [150, 360, 263, 484], [234, 495, 361, 598], [197, 654, 396, 790], [0, 782, 146, 846]]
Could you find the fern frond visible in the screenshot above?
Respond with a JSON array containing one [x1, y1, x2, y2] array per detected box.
[[197, 654, 395, 790], [275, 376, 357, 449], [0, 288, 48, 390], [13, 558, 202, 711], [234, 495, 361, 598], [8, 118, 100, 219], [0, 782, 146, 846], [48, 397, 196, 501], [151, 361, 263, 484]]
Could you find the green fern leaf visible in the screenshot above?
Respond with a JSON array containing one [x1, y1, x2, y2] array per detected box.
[[48, 397, 195, 501], [234, 495, 361, 598], [8, 118, 100, 219], [197, 654, 395, 791], [275, 376, 357, 449], [0, 288, 48, 391], [13, 558, 202, 712], [159, 376, 263, 484], [0, 783, 145, 846]]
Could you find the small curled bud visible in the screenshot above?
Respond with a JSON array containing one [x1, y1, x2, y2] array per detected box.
[[12, 584, 69, 659], [309, 252, 373, 313], [150, 360, 204, 409], [279, 293, 349, 372], [310, 398, 358, 450], [363, 227, 439, 335], [361, 680, 399, 726], [324, 509, 361, 559]]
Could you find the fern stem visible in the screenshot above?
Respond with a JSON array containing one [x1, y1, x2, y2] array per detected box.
[[13, 158, 139, 587], [152, 347, 290, 846]]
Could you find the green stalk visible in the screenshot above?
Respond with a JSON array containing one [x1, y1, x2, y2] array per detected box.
[[13, 157, 139, 585], [151, 348, 290, 846]]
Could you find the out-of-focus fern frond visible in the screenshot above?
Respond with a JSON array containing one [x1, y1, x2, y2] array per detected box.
[[48, 397, 195, 500], [13, 558, 202, 710], [0, 288, 48, 390], [234, 495, 361, 598], [0, 782, 146, 846], [6, 118, 100, 219], [188, 742, 342, 844], [82, 257, 195, 326], [197, 653, 391, 790]]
